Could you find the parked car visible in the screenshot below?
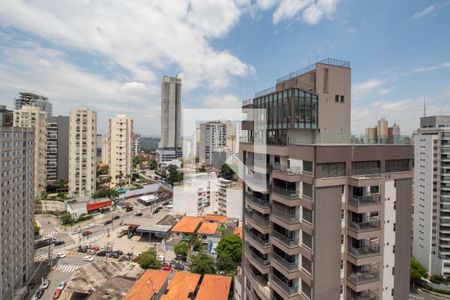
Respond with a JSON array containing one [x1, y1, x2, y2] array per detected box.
[[96, 250, 107, 257], [88, 245, 100, 251], [162, 265, 172, 272], [77, 246, 87, 253], [83, 256, 94, 262], [82, 231, 92, 236], [53, 288, 62, 299], [40, 280, 50, 290], [87, 249, 96, 255], [125, 206, 133, 212], [110, 252, 120, 259], [31, 288, 44, 300], [134, 212, 143, 216], [71, 229, 81, 235], [58, 281, 66, 290], [156, 255, 165, 262], [118, 255, 129, 262], [56, 251, 66, 258], [112, 215, 120, 220], [173, 263, 185, 270], [54, 240, 65, 246], [104, 220, 113, 225]]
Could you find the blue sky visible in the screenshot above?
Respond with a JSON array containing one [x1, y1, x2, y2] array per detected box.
[[0, 0, 449, 135]]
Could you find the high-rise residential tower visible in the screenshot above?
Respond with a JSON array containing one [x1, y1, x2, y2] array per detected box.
[[157, 76, 182, 162], [240, 59, 413, 300], [413, 115, 450, 276], [15, 92, 52, 116], [47, 116, 70, 184], [68, 108, 97, 197], [0, 126, 35, 299], [198, 121, 228, 165], [0, 105, 13, 127], [108, 114, 134, 187], [14, 105, 48, 196]]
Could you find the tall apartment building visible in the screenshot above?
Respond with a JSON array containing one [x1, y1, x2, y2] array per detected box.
[[68, 108, 97, 197], [0, 105, 13, 127], [157, 76, 182, 162], [0, 127, 35, 300], [96, 134, 103, 163], [413, 115, 450, 276], [365, 118, 401, 144], [13, 105, 47, 196], [217, 178, 243, 220], [198, 121, 227, 165], [132, 133, 140, 156], [101, 134, 110, 164], [240, 59, 413, 300], [108, 114, 134, 187], [47, 116, 69, 184], [15, 92, 52, 116]]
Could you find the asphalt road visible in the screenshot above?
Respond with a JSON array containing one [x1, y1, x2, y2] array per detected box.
[[410, 289, 448, 300]]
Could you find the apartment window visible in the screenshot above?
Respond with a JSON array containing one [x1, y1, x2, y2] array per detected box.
[[385, 159, 410, 172], [323, 68, 329, 94], [340, 95, 344, 103], [303, 183, 313, 198], [303, 160, 313, 173], [352, 161, 380, 175], [301, 280, 311, 299], [303, 207, 312, 223], [302, 231, 312, 249], [335, 95, 339, 103], [318, 162, 345, 177]]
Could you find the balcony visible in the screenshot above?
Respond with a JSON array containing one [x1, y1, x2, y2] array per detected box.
[[246, 229, 271, 249], [348, 242, 380, 258], [245, 210, 271, 230], [272, 165, 302, 182], [347, 290, 378, 300], [246, 192, 270, 212], [247, 247, 270, 271], [271, 274, 299, 297], [272, 186, 300, 199], [246, 265, 270, 300], [272, 206, 300, 225], [272, 252, 299, 272], [347, 266, 379, 285], [349, 194, 381, 206], [272, 231, 300, 248], [348, 219, 380, 233]]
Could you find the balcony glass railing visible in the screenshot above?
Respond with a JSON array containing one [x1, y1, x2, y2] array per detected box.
[[246, 229, 271, 248], [272, 207, 300, 224], [246, 193, 270, 207], [248, 249, 270, 268], [348, 290, 378, 300], [349, 194, 381, 206], [245, 210, 271, 228], [273, 164, 302, 174], [272, 186, 300, 199], [347, 267, 379, 285], [348, 243, 380, 258], [348, 220, 380, 232], [272, 252, 299, 271], [272, 231, 300, 247], [271, 274, 299, 296]]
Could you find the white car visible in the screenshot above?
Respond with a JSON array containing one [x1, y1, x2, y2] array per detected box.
[[83, 256, 94, 262], [71, 229, 81, 235], [156, 255, 165, 262], [56, 251, 66, 258], [39, 280, 50, 289], [58, 281, 66, 289]]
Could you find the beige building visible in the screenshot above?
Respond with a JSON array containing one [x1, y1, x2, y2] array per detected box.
[[240, 59, 413, 300], [69, 108, 97, 197], [14, 105, 47, 196], [101, 134, 110, 164], [108, 114, 134, 187]]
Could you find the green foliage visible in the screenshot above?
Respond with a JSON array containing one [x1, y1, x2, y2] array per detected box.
[[138, 248, 161, 270], [215, 234, 242, 263], [174, 241, 189, 258], [148, 159, 157, 170], [97, 165, 109, 175], [430, 274, 446, 284], [166, 165, 183, 185], [34, 222, 40, 236], [220, 164, 237, 180], [77, 214, 93, 222], [133, 156, 142, 167], [189, 252, 216, 275], [410, 258, 428, 286], [191, 235, 204, 252], [59, 212, 73, 225], [216, 254, 237, 275], [92, 188, 119, 199]]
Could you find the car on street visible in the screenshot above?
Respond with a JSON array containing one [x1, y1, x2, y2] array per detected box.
[[53, 288, 62, 299], [109, 252, 120, 259], [77, 246, 87, 253], [96, 250, 107, 257], [88, 245, 100, 251], [157, 255, 165, 262], [87, 249, 96, 255], [118, 255, 129, 262], [83, 256, 94, 262], [31, 288, 44, 300], [56, 251, 66, 258], [39, 280, 50, 289], [58, 281, 66, 289], [104, 220, 113, 225], [82, 230, 92, 236], [112, 215, 120, 220], [54, 240, 65, 246], [125, 206, 133, 212], [173, 263, 185, 270], [134, 212, 143, 216], [71, 229, 81, 235], [162, 265, 172, 272]]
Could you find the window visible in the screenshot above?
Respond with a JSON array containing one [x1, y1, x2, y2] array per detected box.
[[303, 160, 313, 173], [335, 95, 339, 103], [352, 161, 380, 176], [319, 163, 345, 177], [385, 159, 410, 172], [340, 95, 344, 103], [303, 183, 313, 198]]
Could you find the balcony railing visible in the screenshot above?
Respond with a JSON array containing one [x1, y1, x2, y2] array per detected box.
[[347, 267, 379, 285], [246, 229, 271, 248], [348, 220, 380, 232], [272, 252, 299, 271], [349, 194, 381, 206], [272, 207, 300, 224], [348, 290, 378, 300], [246, 193, 270, 207], [272, 231, 300, 248], [273, 164, 302, 175], [245, 210, 271, 228], [248, 249, 270, 268], [246, 265, 270, 300], [271, 274, 299, 296], [348, 242, 380, 258], [272, 186, 300, 199]]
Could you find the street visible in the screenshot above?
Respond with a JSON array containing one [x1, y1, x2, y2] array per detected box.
[[410, 289, 449, 300]]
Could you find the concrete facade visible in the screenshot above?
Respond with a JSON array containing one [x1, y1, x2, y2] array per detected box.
[[13, 105, 47, 196], [47, 115, 69, 183], [68, 108, 97, 197], [0, 127, 35, 300], [15, 92, 52, 116]]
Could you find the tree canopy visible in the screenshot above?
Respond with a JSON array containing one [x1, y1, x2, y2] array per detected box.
[[166, 165, 183, 185], [215, 234, 242, 263], [410, 258, 427, 286], [174, 241, 189, 258], [189, 252, 216, 275], [138, 248, 161, 270], [92, 188, 119, 199]]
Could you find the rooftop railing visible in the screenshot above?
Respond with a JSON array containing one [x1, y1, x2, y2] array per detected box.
[[276, 58, 350, 83], [254, 86, 276, 98]]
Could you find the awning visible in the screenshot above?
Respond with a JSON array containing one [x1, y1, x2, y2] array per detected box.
[[136, 224, 172, 234]]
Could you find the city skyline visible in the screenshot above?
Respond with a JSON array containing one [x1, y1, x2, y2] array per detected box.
[[0, 1, 449, 136]]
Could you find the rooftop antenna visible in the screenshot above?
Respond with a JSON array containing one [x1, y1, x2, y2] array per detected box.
[[423, 96, 427, 117]]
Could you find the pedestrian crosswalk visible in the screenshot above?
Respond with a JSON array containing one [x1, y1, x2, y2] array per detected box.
[[45, 231, 57, 238], [83, 232, 106, 244], [54, 264, 80, 273]]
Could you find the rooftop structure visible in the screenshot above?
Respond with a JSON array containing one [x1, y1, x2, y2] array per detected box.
[[197, 222, 219, 235], [123, 270, 170, 300], [160, 272, 201, 300], [171, 216, 205, 234], [196, 274, 233, 300]]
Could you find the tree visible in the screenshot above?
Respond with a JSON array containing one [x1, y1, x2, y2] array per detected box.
[[138, 249, 161, 270], [174, 241, 189, 259], [133, 156, 142, 167], [166, 165, 183, 185], [216, 254, 237, 275], [34, 222, 40, 236], [148, 159, 157, 170], [220, 164, 237, 180], [59, 212, 73, 225], [215, 234, 242, 263], [430, 274, 446, 284], [190, 252, 216, 275], [410, 258, 427, 287], [191, 235, 204, 252], [92, 188, 119, 199]]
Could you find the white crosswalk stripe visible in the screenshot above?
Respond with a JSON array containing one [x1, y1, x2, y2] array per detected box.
[[45, 231, 57, 237], [55, 264, 80, 273]]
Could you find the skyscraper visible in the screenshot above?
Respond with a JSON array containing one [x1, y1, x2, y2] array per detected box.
[[108, 114, 134, 187], [15, 92, 52, 116], [14, 105, 48, 196], [0, 126, 35, 299], [413, 115, 450, 276], [240, 59, 413, 300], [68, 108, 97, 197], [198, 121, 228, 165], [47, 115, 70, 184], [0, 105, 13, 127], [157, 76, 182, 162]]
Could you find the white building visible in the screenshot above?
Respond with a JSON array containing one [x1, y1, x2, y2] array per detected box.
[[108, 114, 134, 187], [101, 134, 110, 164], [158, 76, 182, 162], [216, 178, 243, 220], [413, 115, 450, 276], [14, 105, 47, 196], [68, 108, 97, 197]]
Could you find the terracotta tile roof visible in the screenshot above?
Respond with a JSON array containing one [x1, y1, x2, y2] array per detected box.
[[197, 222, 219, 235], [196, 275, 232, 300], [160, 272, 201, 300], [123, 270, 170, 300], [233, 226, 242, 238], [171, 216, 204, 233], [203, 215, 228, 223]]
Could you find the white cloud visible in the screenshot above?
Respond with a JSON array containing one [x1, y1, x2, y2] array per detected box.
[[352, 79, 395, 100], [411, 5, 436, 20], [200, 94, 243, 108], [272, 0, 339, 24], [412, 62, 450, 74]]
